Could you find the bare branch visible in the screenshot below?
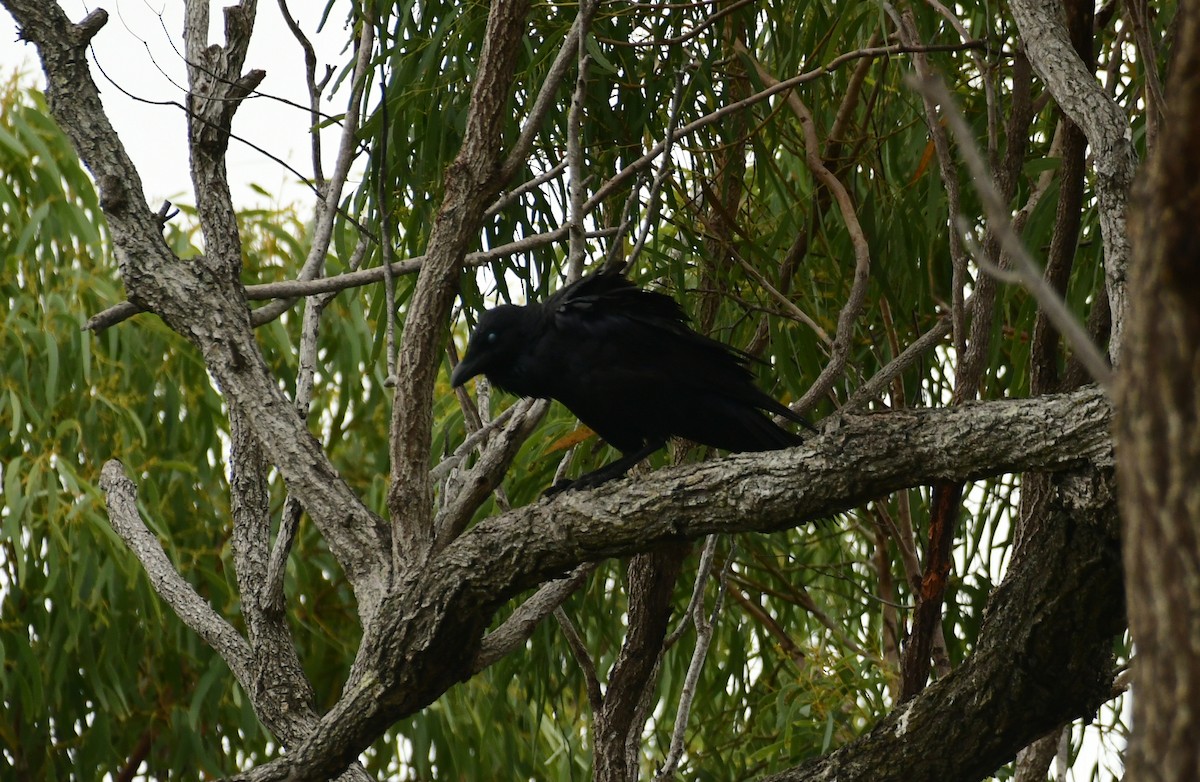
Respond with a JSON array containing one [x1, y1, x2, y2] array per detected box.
[[566, 16, 592, 277], [276, 0, 325, 185], [1008, 0, 1136, 359], [224, 387, 1112, 782], [85, 226, 618, 333], [486, 159, 569, 218], [433, 399, 549, 550], [248, 12, 375, 327], [737, 48, 872, 416], [6, 0, 391, 615], [624, 66, 690, 274], [656, 535, 723, 781], [500, 1, 597, 182], [386, 0, 532, 563], [473, 564, 595, 673], [884, 4, 972, 367], [556, 607, 604, 711], [846, 315, 954, 410], [99, 461, 253, 686], [583, 40, 984, 221], [665, 534, 720, 649], [227, 408, 322, 748]]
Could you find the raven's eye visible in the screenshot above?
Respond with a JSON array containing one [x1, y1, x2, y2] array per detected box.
[[485, 331, 498, 344]]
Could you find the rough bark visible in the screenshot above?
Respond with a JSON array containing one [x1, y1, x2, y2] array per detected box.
[[386, 0, 531, 564], [1009, 0, 1137, 359], [1117, 1, 1200, 778], [594, 546, 688, 782], [4, 0, 392, 617]]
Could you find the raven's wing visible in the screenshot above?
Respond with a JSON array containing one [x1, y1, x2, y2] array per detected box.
[[540, 273, 808, 452], [550, 273, 808, 419], [545, 272, 688, 332]]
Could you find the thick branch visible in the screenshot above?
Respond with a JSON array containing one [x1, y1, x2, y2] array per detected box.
[[761, 465, 1122, 781], [8, 0, 391, 616], [227, 409, 319, 745], [386, 0, 531, 561], [1117, 0, 1200, 775]]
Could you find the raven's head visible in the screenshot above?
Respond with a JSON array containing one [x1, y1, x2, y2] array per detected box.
[[450, 304, 532, 390]]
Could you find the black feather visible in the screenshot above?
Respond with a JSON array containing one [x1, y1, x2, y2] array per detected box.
[[451, 272, 813, 492]]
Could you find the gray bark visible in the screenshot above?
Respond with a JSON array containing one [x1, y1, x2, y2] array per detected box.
[[762, 466, 1122, 782], [1008, 0, 1137, 360]]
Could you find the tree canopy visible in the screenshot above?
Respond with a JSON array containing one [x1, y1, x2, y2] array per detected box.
[[1, 0, 1194, 780]]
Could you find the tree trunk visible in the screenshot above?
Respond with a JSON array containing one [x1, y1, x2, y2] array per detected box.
[[1117, 2, 1200, 779]]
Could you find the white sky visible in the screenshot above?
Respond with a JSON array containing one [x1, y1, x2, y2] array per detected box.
[[0, 0, 352, 209]]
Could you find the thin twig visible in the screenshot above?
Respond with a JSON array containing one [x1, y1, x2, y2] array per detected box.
[[277, 0, 326, 185], [738, 47, 872, 416], [734, 254, 832, 347], [500, 0, 598, 182], [260, 7, 376, 599], [265, 233, 371, 609], [656, 535, 727, 781], [884, 4, 971, 366], [599, 0, 756, 48], [665, 534, 720, 649], [433, 399, 549, 550], [602, 173, 647, 272], [485, 159, 568, 218], [375, 14, 399, 385], [582, 40, 986, 218], [247, 14, 376, 327], [83, 226, 619, 332], [556, 607, 603, 711], [567, 47, 590, 277], [429, 404, 518, 481], [625, 65, 691, 273]]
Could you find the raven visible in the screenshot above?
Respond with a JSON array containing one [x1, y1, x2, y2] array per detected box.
[[450, 272, 813, 492]]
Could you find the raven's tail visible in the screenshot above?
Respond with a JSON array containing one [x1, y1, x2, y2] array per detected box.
[[675, 401, 806, 453]]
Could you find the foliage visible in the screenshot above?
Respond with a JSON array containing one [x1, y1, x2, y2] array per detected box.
[[0, 0, 1169, 774]]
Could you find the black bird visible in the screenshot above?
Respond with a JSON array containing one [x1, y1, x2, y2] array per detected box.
[[450, 272, 813, 492]]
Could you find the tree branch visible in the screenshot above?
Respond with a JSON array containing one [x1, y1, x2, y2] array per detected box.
[[472, 564, 595, 673], [83, 225, 615, 333], [98, 461, 253, 687], [1008, 0, 1136, 360], [761, 464, 1122, 781], [738, 47, 873, 416], [386, 0, 532, 563], [6, 0, 391, 617]]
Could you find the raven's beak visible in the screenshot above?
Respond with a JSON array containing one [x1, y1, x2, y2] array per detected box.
[[450, 357, 476, 388]]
